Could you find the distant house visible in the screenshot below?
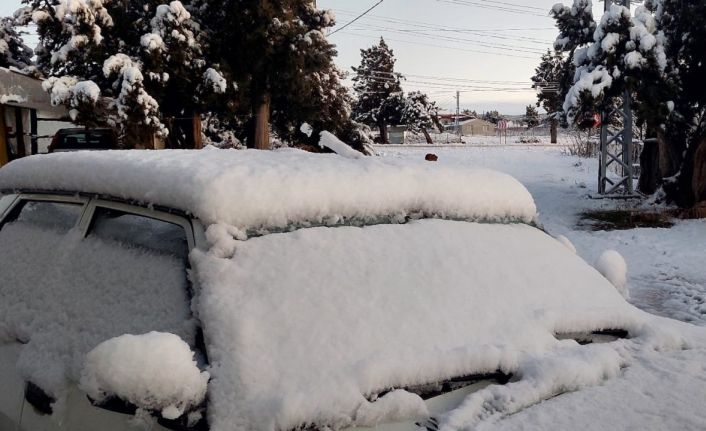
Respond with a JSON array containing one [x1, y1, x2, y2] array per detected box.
[[459, 118, 495, 136], [0, 67, 71, 166]]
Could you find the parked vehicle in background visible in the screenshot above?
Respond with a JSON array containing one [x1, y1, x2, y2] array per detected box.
[[48, 128, 118, 153]]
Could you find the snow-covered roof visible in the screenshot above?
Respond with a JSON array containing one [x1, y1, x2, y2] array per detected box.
[[459, 118, 492, 126], [192, 219, 649, 431], [0, 67, 67, 117], [0, 149, 537, 229]]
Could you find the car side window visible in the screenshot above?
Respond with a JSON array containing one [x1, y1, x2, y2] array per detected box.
[[1, 200, 82, 233], [88, 207, 189, 262]]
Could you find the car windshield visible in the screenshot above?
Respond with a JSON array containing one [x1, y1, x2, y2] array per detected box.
[[191, 219, 638, 431]]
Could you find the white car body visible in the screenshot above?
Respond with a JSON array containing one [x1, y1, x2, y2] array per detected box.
[[0, 150, 704, 431]]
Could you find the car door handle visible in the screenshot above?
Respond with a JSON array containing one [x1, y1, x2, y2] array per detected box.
[[24, 382, 55, 415]]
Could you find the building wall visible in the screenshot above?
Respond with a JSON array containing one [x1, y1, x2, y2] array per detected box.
[[460, 120, 495, 136]]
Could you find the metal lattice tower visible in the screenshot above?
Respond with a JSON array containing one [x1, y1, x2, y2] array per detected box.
[[598, 0, 635, 196]]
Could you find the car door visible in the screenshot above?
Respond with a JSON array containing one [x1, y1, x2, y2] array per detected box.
[[0, 196, 87, 431], [0, 195, 202, 431]]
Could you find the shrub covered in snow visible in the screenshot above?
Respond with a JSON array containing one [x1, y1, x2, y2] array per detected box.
[[80, 332, 209, 420]]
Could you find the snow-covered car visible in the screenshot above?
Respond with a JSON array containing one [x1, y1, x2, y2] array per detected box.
[[0, 149, 705, 431]]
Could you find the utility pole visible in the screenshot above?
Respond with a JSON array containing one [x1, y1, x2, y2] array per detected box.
[[455, 90, 460, 137], [598, 0, 635, 195]]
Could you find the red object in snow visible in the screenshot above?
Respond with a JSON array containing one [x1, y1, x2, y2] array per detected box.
[[593, 113, 601, 128]]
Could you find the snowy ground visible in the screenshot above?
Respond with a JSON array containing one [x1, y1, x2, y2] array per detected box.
[[375, 143, 706, 326]]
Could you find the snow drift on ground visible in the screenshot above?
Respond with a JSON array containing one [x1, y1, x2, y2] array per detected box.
[[80, 332, 208, 420], [0, 149, 537, 230], [191, 219, 656, 431]]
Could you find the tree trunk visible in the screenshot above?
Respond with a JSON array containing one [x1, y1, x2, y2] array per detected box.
[[253, 94, 271, 150], [657, 131, 681, 180], [638, 138, 660, 195], [666, 136, 706, 208], [378, 121, 388, 144], [550, 119, 558, 144], [193, 113, 203, 149], [14, 107, 26, 158], [0, 106, 9, 166], [421, 128, 433, 144], [691, 138, 706, 204]]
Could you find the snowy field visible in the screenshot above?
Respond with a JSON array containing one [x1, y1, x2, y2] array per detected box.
[[376, 144, 706, 326]]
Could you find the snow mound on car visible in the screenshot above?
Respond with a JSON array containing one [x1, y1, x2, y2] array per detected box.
[[0, 149, 537, 229], [191, 219, 660, 431], [80, 332, 208, 420]]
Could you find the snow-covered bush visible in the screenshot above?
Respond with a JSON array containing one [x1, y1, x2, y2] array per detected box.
[[80, 332, 209, 420]]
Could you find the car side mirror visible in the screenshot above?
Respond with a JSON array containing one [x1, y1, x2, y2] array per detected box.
[[89, 395, 207, 431], [81, 332, 209, 430], [24, 381, 55, 415]]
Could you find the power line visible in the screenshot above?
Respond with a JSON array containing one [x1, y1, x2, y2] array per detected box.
[[435, 0, 550, 17], [364, 69, 530, 85], [478, 0, 546, 12], [338, 33, 539, 59], [332, 10, 553, 53], [345, 25, 546, 54], [334, 10, 555, 33], [328, 0, 385, 37], [382, 28, 551, 45], [355, 75, 533, 92]]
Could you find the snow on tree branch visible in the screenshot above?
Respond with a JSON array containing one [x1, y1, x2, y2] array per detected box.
[[103, 54, 166, 136]]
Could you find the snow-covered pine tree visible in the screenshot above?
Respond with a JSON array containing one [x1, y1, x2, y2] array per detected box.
[[637, 0, 706, 206], [549, 0, 595, 125], [531, 49, 564, 142], [401, 91, 441, 144], [136, 1, 228, 148], [524, 105, 540, 129], [352, 38, 404, 144], [0, 16, 33, 69], [551, 0, 595, 53], [23, 0, 224, 148], [21, 0, 111, 79], [196, 0, 352, 150], [558, 0, 706, 206], [266, 4, 357, 149], [562, 2, 666, 122], [482, 110, 501, 124]]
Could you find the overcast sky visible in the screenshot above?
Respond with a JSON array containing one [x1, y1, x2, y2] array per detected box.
[[1, 0, 608, 115]]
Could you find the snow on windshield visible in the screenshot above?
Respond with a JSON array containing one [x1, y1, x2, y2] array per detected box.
[[0, 149, 537, 230], [191, 219, 658, 431]]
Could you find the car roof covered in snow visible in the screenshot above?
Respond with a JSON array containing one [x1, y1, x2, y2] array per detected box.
[[0, 148, 537, 230]]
